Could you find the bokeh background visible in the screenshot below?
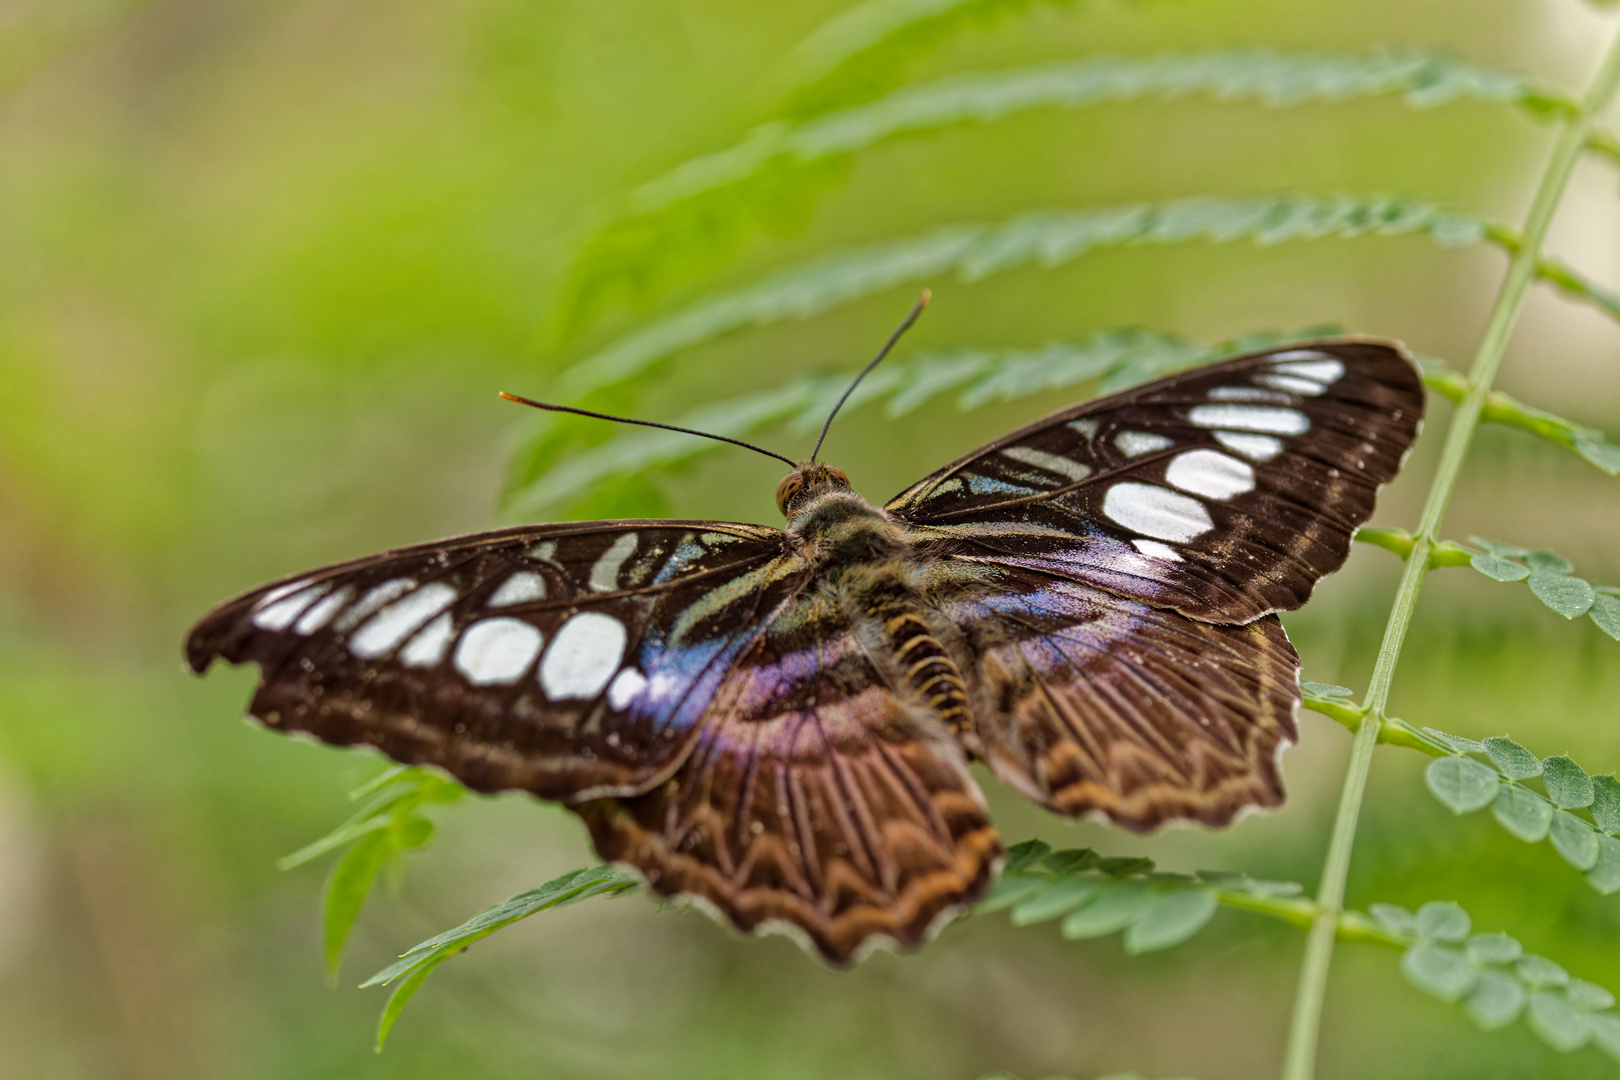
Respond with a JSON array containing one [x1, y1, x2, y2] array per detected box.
[[1, 1, 1618, 1078]]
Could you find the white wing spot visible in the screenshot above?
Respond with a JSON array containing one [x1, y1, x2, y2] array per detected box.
[[1102, 482, 1214, 542], [589, 533, 638, 592], [540, 612, 627, 700], [1254, 373, 1328, 396], [1115, 431, 1174, 458], [295, 586, 352, 635], [252, 582, 328, 631], [1210, 386, 1291, 403], [927, 477, 963, 498], [1188, 404, 1309, 435], [400, 613, 454, 667], [454, 617, 543, 685], [1270, 357, 1345, 383], [700, 532, 737, 546], [1166, 449, 1255, 499], [335, 578, 415, 631], [1131, 539, 1182, 561], [1000, 445, 1092, 482], [350, 583, 458, 659], [488, 571, 546, 607], [1214, 431, 1284, 461], [607, 667, 648, 711], [1067, 417, 1099, 440]]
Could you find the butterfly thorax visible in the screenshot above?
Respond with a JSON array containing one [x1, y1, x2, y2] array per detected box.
[[788, 486, 974, 737]]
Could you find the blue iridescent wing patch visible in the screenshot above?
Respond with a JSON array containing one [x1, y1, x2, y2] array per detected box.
[[186, 520, 801, 800]]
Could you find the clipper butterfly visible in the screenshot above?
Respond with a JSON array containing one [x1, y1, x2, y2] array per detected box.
[[186, 336, 1423, 963]]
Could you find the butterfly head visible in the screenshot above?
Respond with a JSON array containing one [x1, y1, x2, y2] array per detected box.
[[775, 463, 853, 517]]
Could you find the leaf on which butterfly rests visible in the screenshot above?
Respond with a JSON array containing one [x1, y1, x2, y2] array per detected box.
[[1426, 756, 1500, 813], [1493, 785, 1553, 842], [1010, 877, 1106, 926], [1528, 571, 1596, 619], [1300, 679, 1354, 698]]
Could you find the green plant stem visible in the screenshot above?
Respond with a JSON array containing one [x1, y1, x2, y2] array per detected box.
[[1279, 27, 1620, 1080]]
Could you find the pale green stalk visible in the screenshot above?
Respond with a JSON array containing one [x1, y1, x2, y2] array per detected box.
[[1280, 25, 1620, 1080]]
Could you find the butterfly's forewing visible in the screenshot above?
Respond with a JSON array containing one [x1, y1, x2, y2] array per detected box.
[[888, 339, 1424, 624], [188, 519, 1001, 962], [935, 566, 1300, 828], [185, 521, 802, 800], [577, 590, 999, 963]]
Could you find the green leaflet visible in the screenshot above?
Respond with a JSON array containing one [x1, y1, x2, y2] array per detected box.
[[1378, 901, 1620, 1061], [363, 866, 644, 1050], [1418, 730, 1620, 891], [1457, 539, 1619, 639], [279, 768, 465, 981], [549, 194, 1483, 402], [562, 49, 1568, 325]]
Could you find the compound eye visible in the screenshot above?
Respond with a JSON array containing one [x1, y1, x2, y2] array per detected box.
[[775, 474, 802, 515], [824, 466, 850, 486]]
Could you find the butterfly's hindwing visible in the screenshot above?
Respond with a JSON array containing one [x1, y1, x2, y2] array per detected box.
[[936, 567, 1300, 828], [577, 586, 1000, 964], [888, 340, 1424, 623], [185, 521, 804, 799]]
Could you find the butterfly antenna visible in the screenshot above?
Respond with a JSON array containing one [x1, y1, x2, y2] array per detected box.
[[810, 290, 930, 463], [498, 393, 799, 469]]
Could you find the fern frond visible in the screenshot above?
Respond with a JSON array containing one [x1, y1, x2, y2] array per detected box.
[[781, 0, 1075, 117], [552, 193, 1480, 405], [508, 326, 1343, 514], [363, 866, 643, 1049], [562, 51, 1564, 329]]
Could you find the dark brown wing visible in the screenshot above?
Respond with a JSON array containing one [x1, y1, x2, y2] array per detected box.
[[185, 521, 802, 800], [888, 338, 1424, 624], [938, 566, 1300, 829], [576, 587, 1000, 964]]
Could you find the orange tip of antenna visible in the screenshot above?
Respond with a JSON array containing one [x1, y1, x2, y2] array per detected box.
[[499, 391, 521, 402], [919, 289, 932, 305]]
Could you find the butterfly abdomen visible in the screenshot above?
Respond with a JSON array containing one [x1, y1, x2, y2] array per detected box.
[[883, 612, 971, 735]]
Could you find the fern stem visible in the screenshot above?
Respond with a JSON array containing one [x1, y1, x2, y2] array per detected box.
[[1279, 25, 1620, 1080]]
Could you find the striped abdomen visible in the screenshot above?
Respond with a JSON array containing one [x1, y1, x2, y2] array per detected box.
[[885, 613, 970, 734]]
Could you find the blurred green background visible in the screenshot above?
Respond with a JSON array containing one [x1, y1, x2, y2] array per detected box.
[[1, 1, 1618, 1078]]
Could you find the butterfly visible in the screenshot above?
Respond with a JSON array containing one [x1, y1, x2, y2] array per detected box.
[[186, 326, 1423, 964]]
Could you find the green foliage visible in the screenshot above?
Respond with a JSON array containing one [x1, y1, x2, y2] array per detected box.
[[1375, 900, 1620, 1061], [782, 0, 1079, 116], [1419, 360, 1620, 476], [511, 325, 1338, 513], [1462, 539, 1618, 637], [562, 49, 1568, 326], [981, 839, 1312, 952], [278, 767, 463, 981], [362, 865, 643, 1049], [1421, 731, 1620, 893]]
